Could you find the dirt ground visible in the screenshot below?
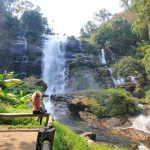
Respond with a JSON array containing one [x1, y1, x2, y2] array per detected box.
[[0, 127, 38, 150]]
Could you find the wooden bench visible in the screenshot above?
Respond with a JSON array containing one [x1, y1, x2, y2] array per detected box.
[[0, 113, 53, 127]]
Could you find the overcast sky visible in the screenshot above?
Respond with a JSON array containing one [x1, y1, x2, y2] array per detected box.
[[31, 0, 123, 36]]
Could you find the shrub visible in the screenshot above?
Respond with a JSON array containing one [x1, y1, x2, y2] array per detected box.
[[76, 89, 141, 118], [145, 90, 150, 103]]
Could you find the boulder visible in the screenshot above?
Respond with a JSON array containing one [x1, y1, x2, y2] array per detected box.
[[111, 127, 150, 148], [81, 132, 96, 141], [68, 96, 97, 115], [50, 94, 73, 102], [23, 76, 47, 90], [79, 111, 132, 129], [68, 97, 87, 115]]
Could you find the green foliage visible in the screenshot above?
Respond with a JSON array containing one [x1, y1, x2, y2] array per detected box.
[[0, 72, 16, 88], [145, 90, 150, 103], [4, 15, 21, 37], [76, 89, 140, 118], [120, 0, 132, 10], [0, 73, 44, 108], [21, 9, 47, 43], [94, 9, 112, 24], [132, 0, 150, 40], [6, 82, 44, 96], [142, 44, 150, 79], [80, 38, 96, 54], [4, 79, 22, 87], [92, 18, 138, 55], [133, 41, 150, 79], [0, 102, 42, 127], [80, 21, 97, 38], [112, 56, 146, 77]]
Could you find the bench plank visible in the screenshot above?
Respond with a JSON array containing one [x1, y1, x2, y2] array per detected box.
[[0, 113, 50, 117]]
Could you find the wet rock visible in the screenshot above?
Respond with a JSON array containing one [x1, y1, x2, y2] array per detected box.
[[79, 111, 132, 129], [79, 111, 100, 128], [118, 82, 136, 93], [50, 94, 73, 102], [81, 132, 96, 141], [111, 127, 150, 148], [23, 76, 47, 90], [35, 79, 47, 91], [105, 117, 131, 128], [68, 97, 87, 115]]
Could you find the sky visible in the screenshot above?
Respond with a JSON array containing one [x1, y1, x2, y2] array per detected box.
[[31, 0, 123, 36]]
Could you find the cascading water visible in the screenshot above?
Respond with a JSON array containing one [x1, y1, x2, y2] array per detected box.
[[132, 114, 150, 133], [99, 49, 106, 64], [130, 112, 150, 150], [109, 68, 125, 86], [99, 49, 124, 86], [14, 33, 28, 78], [42, 34, 67, 113]]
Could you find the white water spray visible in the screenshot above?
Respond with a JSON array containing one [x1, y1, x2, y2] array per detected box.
[[99, 49, 106, 64], [109, 68, 125, 86], [42, 35, 67, 112], [132, 114, 150, 133], [98, 49, 124, 86], [42, 35, 67, 94]]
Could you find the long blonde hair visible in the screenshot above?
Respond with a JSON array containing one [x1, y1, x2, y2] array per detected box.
[[31, 91, 42, 102]]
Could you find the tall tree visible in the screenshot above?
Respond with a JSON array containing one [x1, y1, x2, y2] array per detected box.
[[80, 21, 97, 38], [120, 0, 132, 10], [132, 0, 150, 40], [94, 9, 112, 25]]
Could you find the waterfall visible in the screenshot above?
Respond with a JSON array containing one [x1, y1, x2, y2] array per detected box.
[[109, 68, 125, 86], [14, 34, 28, 78], [99, 49, 106, 64], [42, 35, 67, 95], [42, 35, 67, 113], [98, 49, 124, 86], [132, 114, 150, 133]]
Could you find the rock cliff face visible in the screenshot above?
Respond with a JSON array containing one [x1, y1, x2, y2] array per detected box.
[[0, 35, 43, 78], [65, 37, 116, 91], [0, 35, 141, 92]]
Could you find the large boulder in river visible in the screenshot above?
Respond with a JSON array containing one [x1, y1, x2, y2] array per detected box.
[[79, 111, 132, 129], [68, 96, 97, 115]]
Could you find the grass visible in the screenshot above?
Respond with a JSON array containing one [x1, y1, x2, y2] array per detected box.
[[53, 121, 127, 150]]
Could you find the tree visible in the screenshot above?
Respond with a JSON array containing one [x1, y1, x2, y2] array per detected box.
[[120, 0, 132, 10], [11, 0, 34, 15], [21, 9, 48, 42], [94, 9, 112, 25], [132, 0, 150, 40], [93, 18, 138, 55], [80, 21, 97, 38], [80, 27, 88, 38]]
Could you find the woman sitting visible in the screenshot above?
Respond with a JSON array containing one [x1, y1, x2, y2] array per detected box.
[[31, 91, 47, 124]]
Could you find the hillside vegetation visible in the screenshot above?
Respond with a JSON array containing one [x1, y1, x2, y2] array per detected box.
[[79, 0, 150, 100]]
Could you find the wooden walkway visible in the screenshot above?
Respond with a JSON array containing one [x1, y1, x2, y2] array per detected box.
[[0, 113, 55, 150], [0, 130, 37, 150]]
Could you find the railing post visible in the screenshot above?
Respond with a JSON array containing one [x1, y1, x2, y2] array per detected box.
[[36, 127, 55, 150]]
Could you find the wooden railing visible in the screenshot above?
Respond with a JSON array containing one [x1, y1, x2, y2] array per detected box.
[[0, 113, 56, 150]]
